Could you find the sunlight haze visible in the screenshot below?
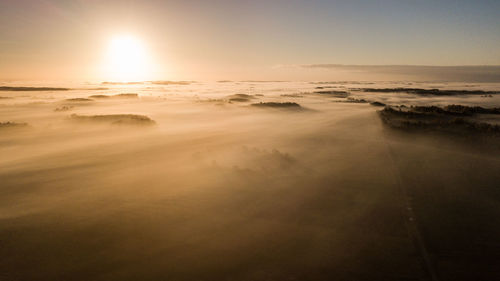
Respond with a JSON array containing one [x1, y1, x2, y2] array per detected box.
[[1, 1, 500, 281]]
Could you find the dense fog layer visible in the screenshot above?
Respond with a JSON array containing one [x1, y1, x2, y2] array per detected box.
[[1, 81, 500, 281]]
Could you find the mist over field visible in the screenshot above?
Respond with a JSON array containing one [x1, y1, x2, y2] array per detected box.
[[2, 0, 500, 279], [1, 81, 500, 281]]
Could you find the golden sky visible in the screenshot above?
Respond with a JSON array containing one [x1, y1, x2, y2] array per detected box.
[[1, 0, 500, 82]]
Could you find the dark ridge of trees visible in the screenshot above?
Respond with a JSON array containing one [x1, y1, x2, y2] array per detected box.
[[113, 93, 138, 98], [342, 98, 368, 103], [227, 94, 256, 102], [65, 98, 93, 102], [70, 114, 156, 126], [358, 88, 498, 96], [370, 101, 386, 106], [0, 122, 29, 128], [315, 86, 337, 89], [89, 95, 110, 99], [310, 81, 375, 85], [378, 106, 500, 136], [54, 106, 73, 112], [403, 105, 500, 116], [101, 81, 193, 85], [88, 93, 138, 99], [251, 102, 302, 109], [0, 86, 70, 91], [444, 104, 500, 115], [313, 90, 350, 98], [281, 94, 304, 98], [229, 98, 251, 102]]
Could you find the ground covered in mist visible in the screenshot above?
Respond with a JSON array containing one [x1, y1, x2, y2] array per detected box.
[[1, 81, 500, 281]]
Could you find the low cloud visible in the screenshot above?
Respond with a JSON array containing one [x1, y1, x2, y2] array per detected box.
[[296, 64, 500, 82]]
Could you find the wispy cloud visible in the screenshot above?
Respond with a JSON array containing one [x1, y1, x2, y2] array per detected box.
[[293, 64, 500, 82]]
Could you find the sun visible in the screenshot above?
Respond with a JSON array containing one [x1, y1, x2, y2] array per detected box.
[[103, 35, 153, 82]]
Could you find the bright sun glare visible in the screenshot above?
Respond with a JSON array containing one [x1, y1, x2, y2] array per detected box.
[[103, 35, 153, 82]]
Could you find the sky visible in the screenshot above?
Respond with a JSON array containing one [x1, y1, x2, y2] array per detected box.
[[1, 0, 499, 81]]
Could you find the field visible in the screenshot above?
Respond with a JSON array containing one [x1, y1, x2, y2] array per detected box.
[[1, 81, 500, 281]]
